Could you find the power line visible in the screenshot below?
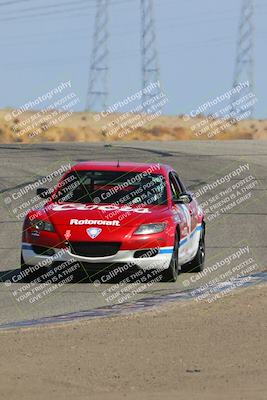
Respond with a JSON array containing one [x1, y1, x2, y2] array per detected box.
[[0, 0, 32, 6], [0, 0, 132, 22], [0, 4, 100, 22], [0, 0, 91, 14]]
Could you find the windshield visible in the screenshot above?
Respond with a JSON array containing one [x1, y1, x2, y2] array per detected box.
[[53, 170, 167, 206]]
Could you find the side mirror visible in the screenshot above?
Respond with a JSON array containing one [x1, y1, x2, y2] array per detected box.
[[174, 193, 193, 204], [36, 188, 50, 199]]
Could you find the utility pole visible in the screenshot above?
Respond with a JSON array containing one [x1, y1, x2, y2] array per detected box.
[[232, 0, 254, 116], [140, 0, 161, 113], [86, 0, 109, 111]]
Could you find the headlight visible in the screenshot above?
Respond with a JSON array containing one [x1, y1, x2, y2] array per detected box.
[[134, 223, 166, 235], [30, 219, 55, 232]]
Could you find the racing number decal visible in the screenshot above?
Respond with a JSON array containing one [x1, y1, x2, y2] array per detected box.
[[50, 204, 151, 213]]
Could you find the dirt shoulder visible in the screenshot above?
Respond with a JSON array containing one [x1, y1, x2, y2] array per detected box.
[[0, 284, 266, 400]]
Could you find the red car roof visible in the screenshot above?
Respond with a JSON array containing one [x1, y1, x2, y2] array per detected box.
[[70, 161, 173, 174]]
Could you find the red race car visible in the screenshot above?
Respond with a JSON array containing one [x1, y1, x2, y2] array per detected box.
[[21, 161, 205, 282]]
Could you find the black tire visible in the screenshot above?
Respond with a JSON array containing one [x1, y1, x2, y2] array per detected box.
[[161, 233, 179, 282], [20, 252, 44, 283], [182, 225, 205, 273]]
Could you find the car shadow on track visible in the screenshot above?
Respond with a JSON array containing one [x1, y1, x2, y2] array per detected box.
[[0, 269, 21, 284], [0, 264, 164, 286]]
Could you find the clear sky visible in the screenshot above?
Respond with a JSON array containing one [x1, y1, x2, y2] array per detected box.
[[0, 0, 266, 118]]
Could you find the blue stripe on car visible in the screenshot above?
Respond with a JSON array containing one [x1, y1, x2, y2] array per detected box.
[[159, 248, 173, 254]]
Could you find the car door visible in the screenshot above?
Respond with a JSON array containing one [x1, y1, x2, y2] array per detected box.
[[170, 172, 202, 264], [170, 173, 191, 235], [174, 173, 198, 233], [173, 172, 201, 263], [169, 173, 191, 242]]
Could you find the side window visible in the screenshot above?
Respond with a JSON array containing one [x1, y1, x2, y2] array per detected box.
[[169, 173, 181, 199], [174, 173, 187, 193]]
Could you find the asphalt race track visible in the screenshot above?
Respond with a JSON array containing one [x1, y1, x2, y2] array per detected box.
[[0, 140, 266, 327]]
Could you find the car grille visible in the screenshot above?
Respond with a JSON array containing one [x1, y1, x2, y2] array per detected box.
[[69, 242, 121, 257], [133, 248, 159, 258]]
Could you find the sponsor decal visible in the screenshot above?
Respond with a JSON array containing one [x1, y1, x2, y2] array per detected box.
[[179, 204, 192, 233], [86, 228, 102, 239], [172, 208, 181, 223], [64, 229, 71, 240], [70, 219, 120, 226], [181, 226, 188, 236], [50, 203, 151, 213]]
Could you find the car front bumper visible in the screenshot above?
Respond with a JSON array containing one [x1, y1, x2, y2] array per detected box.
[[22, 243, 174, 271]]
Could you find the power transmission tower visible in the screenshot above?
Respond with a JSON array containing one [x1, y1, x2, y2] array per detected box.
[[86, 0, 109, 112], [140, 0, 162, 113], [232, 0, 254, 116]]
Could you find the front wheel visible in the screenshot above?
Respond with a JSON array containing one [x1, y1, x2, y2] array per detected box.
[[161, 233, 179, 282]]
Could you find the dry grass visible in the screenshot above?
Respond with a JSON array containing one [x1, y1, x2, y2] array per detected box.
[[0, 109, 266, 143]]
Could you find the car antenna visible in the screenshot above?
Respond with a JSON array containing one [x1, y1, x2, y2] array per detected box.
[[117, 160, 120, 168]]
